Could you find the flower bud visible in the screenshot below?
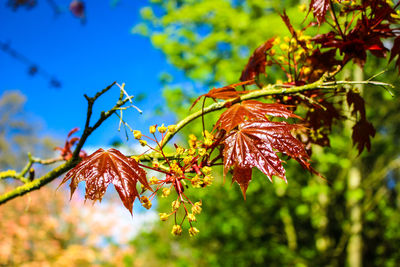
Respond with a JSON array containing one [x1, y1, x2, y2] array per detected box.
[[159, 213, 169, 221], [149, 176, 159, 185], [139, 140, 147, 146], [140, 196, 152, 210], [172, 200, 180, 210], [191, 202, 202, 215], [133, 130, 142, 139], [171, 225, 182, 236], [158, 124, 167, 133], [187, 213, 196, 222], [189, 227, 200, 237], [167, 125, 177, 133], [162, 188, 171, 198]]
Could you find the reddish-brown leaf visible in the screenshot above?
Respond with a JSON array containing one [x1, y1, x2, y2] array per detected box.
[[215, 100, 301, 133], [240, 38, 275, 81], [190, 80, 254, 109], [223, 121, 310, 197], [232, 166, 252, 200], [346, 90, 366, 119], [309, 0, 333, 24], [352, 119, 376, 155], [60, 148, 151, 214]]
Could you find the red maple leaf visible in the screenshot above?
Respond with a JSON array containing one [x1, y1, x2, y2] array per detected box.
[[59, 148, 152, 214], [223, 121, 310, 198], [346, 90, 366, 119], [352, 119, 376, 155], [215, 100, 301, 133], [311, 0, 398, 67], [240, 38, 275, 81]]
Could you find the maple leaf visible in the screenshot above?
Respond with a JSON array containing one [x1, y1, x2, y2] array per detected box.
[[215, 100, 301, 133], [352, 119, 376, 155], [190, 80, 254, 109], [240, 38, 275, 82], [223, 121, 310, 198], [309, 0, 333, 25], [311, 0, 398, 67], [346, 90, 366, 119], [59, 148, 151, 214]]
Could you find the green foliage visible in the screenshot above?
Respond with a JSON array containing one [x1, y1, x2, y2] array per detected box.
[[134, 0, 305, 86]]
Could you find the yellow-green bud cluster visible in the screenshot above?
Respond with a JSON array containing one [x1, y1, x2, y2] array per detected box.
[[172, 200, 180, 210], [140, 196, 152, 210], [133, 130, 142, 139], [189, 227, 200, 237], [159, 213, 169, 221], [171, 225, 182, 236], [162, 187, 171, 198], [191, 201, 202, 215]]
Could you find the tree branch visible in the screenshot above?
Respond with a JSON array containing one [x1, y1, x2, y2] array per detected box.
[[160, 77, 393, 148], [0, 82, 135, 206]]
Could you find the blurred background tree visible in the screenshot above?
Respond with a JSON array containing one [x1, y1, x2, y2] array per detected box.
[[0, 90, 56, 170], [129, 1, 400, 266]]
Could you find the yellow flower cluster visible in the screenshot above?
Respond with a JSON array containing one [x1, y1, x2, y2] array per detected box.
[[191, 201, 202, 215], [140, 196, 152, 210], [188, 134, 197, 148], [159, 213, 169, 221], [203, 130, 214, 147], [171, 200, 180, 210], [189, 227, 200, 237], [191, 175, 202, 188], [187, 213, 196, 222], [162, 187, 171, 198], [169, 161, 183, 176], [148, 124, 177, 134], [133, 130, 142, 139], [149, 176, 159, 185], [171, 225, 182, 236]]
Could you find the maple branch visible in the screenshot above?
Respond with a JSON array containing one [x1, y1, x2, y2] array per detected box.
[[0, 159, 78, 205], [0, 82, 137, 206], [0, 153, 64, 184], [160, 77, 394, 148]]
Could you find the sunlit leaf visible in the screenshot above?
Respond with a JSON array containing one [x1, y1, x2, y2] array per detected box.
[[60, 148, 151, 214]]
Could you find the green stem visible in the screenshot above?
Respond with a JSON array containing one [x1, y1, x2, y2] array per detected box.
[[0, 159, 78, 205], [160, 78, 392, 148]]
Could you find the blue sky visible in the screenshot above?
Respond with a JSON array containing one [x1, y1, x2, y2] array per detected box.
[[0, 0, 183, 147]]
